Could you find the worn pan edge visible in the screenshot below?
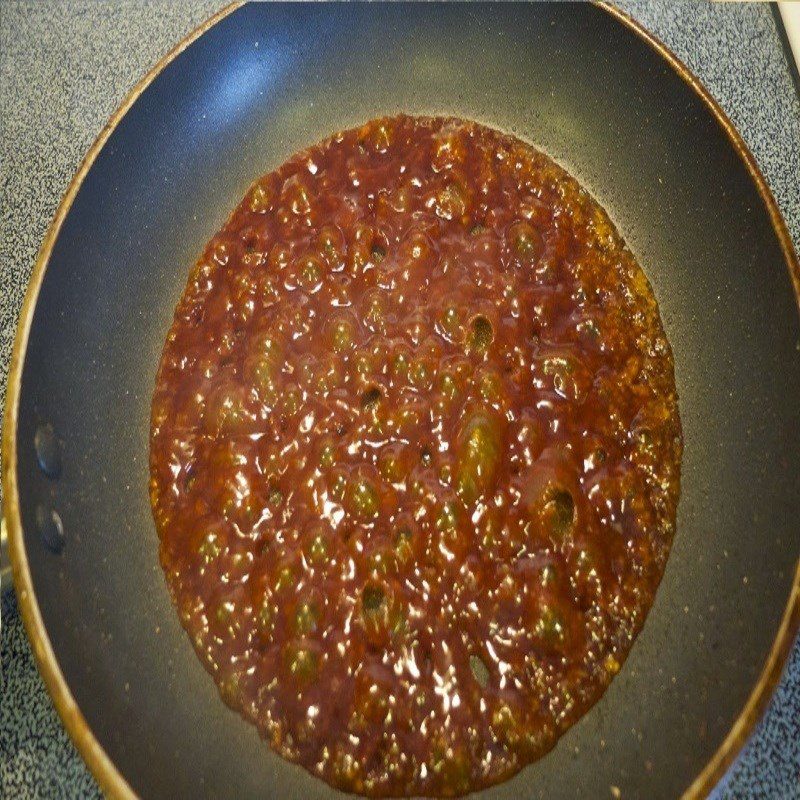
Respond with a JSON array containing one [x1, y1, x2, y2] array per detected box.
[[2, 2, 798, 799], [0, 4, 244, 799], [596, 4, 800, 795]]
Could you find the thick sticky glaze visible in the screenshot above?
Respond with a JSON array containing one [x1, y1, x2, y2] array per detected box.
[[150, 116, 682, 797]]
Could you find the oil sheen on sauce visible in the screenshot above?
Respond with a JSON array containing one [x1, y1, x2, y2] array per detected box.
[[149, 116, 683, 797]]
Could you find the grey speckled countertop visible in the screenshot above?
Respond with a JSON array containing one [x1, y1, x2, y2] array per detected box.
[[1, 2, 799, 798]]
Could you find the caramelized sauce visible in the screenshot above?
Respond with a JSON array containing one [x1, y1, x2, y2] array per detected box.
[[150, 116, 682, 796]]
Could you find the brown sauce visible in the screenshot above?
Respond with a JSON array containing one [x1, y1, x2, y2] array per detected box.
[[150, 116, 682, 796]]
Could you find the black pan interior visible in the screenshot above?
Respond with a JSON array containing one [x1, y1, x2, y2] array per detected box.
[[13, 3, 800, 798]]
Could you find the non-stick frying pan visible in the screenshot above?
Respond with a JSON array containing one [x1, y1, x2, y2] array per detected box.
[[3, 3, 799, 798]]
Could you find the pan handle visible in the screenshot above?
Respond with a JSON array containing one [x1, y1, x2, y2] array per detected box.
[[1, 517, 12, 594]]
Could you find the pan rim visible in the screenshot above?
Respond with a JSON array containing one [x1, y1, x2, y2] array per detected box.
[[2, 2, 798, 798]]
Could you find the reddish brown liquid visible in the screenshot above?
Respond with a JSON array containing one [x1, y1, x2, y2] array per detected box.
[[150, 116, 682, 797]]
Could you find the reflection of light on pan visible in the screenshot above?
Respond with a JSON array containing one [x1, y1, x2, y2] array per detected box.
[[205, 42, 295, 125]]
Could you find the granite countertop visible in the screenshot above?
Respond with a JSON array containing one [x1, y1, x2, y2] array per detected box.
[[1, 2, 799, 797]]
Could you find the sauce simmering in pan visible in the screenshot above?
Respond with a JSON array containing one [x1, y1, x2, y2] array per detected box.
[[150, 116, 682, 797]]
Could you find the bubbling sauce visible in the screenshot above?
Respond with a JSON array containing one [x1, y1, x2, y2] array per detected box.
[[150, 116, 682, 796]]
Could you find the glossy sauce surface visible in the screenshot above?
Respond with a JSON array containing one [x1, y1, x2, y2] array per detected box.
[[150, 116, 682, 797]]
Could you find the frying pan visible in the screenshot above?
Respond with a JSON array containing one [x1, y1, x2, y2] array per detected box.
[[3, 3, 799, 798]]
